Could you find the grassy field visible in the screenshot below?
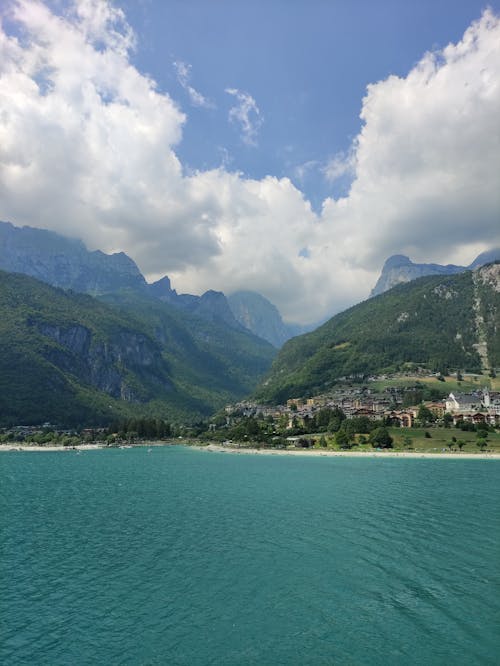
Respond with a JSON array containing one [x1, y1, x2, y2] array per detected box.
[[312, 426, 500, 454], [385, 426, 500, 453], [366, 374, 492, 395]]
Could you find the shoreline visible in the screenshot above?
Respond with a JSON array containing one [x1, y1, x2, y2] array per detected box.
[[1, 441, 499, 459], [194, 443, 500, 459]]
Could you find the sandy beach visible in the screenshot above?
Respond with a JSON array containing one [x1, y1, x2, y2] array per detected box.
[[0, 444, 105, 452], [196, 443, 500, 459], [1, 442, 499, 459]]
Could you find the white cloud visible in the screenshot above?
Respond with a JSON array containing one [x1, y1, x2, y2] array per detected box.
[[293, 159, 319, 184], [225, 88, 263, 146], [320, 9, 500, 271], [173, 60, 213, 109], [0, 1, 499, 326], [323, 147, 356, 183]]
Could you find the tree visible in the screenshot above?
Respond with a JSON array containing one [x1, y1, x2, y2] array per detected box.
[[443, 413, 453, 428], [417, 404, 435, 424], [476, 438, 487, 452], [315, 408, 333, 431], [370, 427, 393, 449], [335, 429, 350, 449], [403, 389, 423, 407], [476, 422, 489, 436], [317, 435, 328, 449], [328, 407, 346, 433], [402, 436, 413, 449], [350, 416, 372, 434]]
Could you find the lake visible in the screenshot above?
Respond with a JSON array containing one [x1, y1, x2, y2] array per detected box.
[[1, 446, 499, 665]]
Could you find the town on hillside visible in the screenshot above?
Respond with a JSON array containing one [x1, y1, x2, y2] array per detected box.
[[225, 385, 499, 430]]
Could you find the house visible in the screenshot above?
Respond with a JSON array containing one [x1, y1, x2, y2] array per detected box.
[[424, 402, 445, 418], [445, 393, 481, 412], [385, 410, 414, 428]]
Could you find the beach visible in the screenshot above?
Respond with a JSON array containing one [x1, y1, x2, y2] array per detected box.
[[0, 444, 105, 452], [1, 442, 499, 459], [194, 444, 500, 459]]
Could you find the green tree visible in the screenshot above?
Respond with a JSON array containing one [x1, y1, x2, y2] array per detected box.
[[315, 409, 333, 431], [370, 427, 393, 449], [402, 436, 413, 449], [417, 404, 435, 424], [443, 413, 453, 428], [335, 429, 350, 449], [476, 438, 487, 451]]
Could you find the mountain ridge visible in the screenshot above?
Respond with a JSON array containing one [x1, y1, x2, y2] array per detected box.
[[0, 270, 276, 426], [255, 263, 500, 404], [371, 249, 500, 296], [227, 290, 312, 347]]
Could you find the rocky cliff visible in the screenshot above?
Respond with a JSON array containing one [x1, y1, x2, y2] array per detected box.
[[371, 250, 500, 296], [370, 255, 464, 296], [227, 291, 294, 347], [149, 276, 243, 330], [0, 220, 146, 294], [0, 269, 276, 426]]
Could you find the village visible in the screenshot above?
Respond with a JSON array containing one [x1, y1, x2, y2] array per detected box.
[[223, 378, 500, 431]]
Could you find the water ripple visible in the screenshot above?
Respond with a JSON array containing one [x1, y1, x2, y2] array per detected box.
[[1, 450, 499, 665]]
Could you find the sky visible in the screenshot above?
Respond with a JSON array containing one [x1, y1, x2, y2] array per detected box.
[[0, 0, 499, 325]]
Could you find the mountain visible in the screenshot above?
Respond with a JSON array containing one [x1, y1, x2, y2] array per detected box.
[[468, 248, 500, 270], [0, 220, 146, 294], [0, 220, 250, 332], [371, 249, 500, 296], [0, 271, 275, 426], [254, 264, 500, 404], [227, 291, 293, 347], [99, 289, 275, 409], [149, 275, 242, 329]]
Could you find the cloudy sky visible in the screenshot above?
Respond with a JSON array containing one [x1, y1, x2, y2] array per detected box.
[[1, 0, 499, 324]]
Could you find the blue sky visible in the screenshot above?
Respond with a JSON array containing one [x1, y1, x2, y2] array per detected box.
[[120, 0, 500, 207], [0, 0, 499, 323]]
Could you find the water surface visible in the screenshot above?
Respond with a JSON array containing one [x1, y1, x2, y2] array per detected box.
[[1, 447, 499, 665]]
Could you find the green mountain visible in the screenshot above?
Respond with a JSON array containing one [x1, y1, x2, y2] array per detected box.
[[254, 264, 500, 404], [0, 271, 275, 426]]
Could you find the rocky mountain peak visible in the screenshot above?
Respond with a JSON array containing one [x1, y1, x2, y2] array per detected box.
[[0, 220, 146, 294], [383, 254, 412, 270], [371, 248, 500, 297]]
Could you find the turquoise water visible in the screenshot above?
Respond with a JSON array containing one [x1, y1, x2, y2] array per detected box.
[[1, 447, 499, 665]]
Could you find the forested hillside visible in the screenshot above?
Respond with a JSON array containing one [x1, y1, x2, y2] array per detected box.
[[0, 272, 275, 426], [255, 265, 499, 404]]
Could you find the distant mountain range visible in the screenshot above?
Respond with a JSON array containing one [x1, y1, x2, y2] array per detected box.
[[0, 220, 299, 347], [255, 264, 500, 404], [0, 220, 147, 294], [0, 221, 278, 425], [227, 291, 311, 348], [371, 249, 500, 296], [3, 219, 498, 422], [0, 269, 276, 426]]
